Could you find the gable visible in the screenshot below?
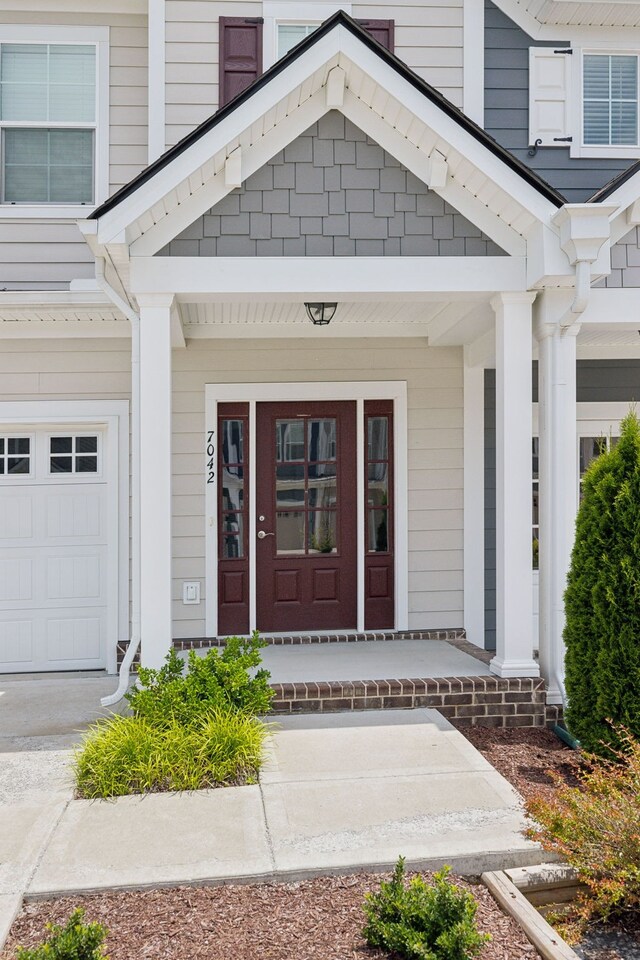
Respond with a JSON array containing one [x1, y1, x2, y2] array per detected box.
[[160, 113, 506, 258]]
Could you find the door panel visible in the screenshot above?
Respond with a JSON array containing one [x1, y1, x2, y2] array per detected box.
[[256, 401, 357, 631]]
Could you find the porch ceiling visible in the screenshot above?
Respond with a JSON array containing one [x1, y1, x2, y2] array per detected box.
[[177, 298, 493, 344]]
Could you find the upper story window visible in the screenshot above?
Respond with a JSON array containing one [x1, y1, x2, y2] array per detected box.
[[583, 54, 638, 147], [0, 43, 96, 205], [0, 26, 108, 216], [277, 23, 318, 59], [529, 46, 640, 159]]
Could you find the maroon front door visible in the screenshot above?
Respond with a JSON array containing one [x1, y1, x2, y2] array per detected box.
[[255, 401, 357, 632]]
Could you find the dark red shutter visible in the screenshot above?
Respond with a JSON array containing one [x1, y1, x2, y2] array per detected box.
[[218, 17, 264, 108], [356, 19, 395, 53]]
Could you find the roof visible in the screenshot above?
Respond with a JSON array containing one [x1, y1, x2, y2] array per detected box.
[[91, 10, 566, 221], [588, 161, 640, 203]]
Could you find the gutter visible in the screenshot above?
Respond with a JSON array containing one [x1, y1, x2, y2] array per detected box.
[[95, 255, 141, 707]]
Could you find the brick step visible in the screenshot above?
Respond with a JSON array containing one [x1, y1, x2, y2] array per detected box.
[[173, 629, 466, 648], [269, 675, 549, 729]]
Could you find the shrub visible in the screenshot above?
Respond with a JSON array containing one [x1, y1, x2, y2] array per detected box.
[[526, 727, 640, 929], [362, 858, 489, 960], [564, 411, 640, 753], [15, 908, 107, 960], [74, 708, 269, 798], [125, 632, 274, 726]]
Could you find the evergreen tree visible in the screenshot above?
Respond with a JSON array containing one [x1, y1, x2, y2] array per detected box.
[[564, 412, 640, 753]]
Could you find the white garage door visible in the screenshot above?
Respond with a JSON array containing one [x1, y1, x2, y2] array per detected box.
[[0, 428, 109, 672]]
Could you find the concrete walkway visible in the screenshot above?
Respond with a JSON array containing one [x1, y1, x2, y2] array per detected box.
[[0, 684, 544, 948]]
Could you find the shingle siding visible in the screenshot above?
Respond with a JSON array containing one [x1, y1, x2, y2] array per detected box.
[[162, 114, 505, 256], [484, 0, 632, 201], [595, 227, 640, 288]]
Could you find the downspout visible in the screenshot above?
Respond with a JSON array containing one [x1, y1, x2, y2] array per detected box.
[[95, 255, 141, 707]]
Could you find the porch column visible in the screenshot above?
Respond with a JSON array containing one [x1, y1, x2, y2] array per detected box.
[[491, 292, 539, 678], [138, 293, 174, 669], [535, 291, 578, 703]]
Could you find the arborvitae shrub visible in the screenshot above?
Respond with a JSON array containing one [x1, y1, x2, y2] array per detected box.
[[564, 411, 640, 753]]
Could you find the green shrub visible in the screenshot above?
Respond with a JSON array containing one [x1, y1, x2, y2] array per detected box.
[[15, 908, 107, 960], [564, 411, 640, 753], [362, 858, 489, 960], [74, 708, 269, 798], [125, 632, 274, 726], [526, 727, 640, 933]]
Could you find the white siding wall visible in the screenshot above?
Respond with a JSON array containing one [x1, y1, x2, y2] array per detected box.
[[171, 338, 464, 637], [0, 335, 463, 638], [351, 0, 463, 107], [164, 0, 463, 149], [0, 12, 148, 290], [165, 0, 261, 149]]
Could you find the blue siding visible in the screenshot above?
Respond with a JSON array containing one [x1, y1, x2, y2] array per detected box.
[[484, 0, 633, 201], [483, 360, 640, 649]]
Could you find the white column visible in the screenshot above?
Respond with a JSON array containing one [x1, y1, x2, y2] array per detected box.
[[491, 292, 539, 678], [536, 321, 553, 694], [550, 328, 579, 702], [463, 355, 485, 647], [138, 294, 174, 668], [535, 291, 579, 703]]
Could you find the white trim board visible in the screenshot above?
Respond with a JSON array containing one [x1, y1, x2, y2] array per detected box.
[[0, 399, 129, 674], [204, 380, 408, 638]]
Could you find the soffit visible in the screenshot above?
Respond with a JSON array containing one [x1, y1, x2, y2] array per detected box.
[[510, 0, 640, 28]]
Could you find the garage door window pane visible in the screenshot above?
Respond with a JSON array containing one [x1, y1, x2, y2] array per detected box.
[[49, 435, 98, 474], [0, 436, 30, 476], [76, 456, 97, 473]]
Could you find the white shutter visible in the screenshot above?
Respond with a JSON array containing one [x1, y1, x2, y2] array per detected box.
[[529, 47, 572, 147]]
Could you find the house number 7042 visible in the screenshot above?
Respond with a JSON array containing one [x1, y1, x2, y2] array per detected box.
[[206, 430, 215, 484]]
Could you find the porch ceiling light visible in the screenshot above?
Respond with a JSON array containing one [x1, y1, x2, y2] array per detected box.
[[305, 302, 337, 325]]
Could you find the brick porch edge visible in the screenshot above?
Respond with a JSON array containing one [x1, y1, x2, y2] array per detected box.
[[270, 676, 551, 729]]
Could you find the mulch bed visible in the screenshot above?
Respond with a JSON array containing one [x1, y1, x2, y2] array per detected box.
[[462, 726, 582, 804], [1, 873, 541, 960], [461, 725, 640, 960]]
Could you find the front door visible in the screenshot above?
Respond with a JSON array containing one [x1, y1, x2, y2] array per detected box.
[[255, 401, 357, 632]]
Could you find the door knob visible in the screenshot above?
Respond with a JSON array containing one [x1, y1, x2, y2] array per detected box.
[[257, 530, 274, 539]]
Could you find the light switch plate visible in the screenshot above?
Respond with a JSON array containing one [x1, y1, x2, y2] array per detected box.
[[183, 581, 201, 605]]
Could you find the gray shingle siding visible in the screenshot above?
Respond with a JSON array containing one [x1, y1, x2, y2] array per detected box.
[[162, 113, 506, 256], [594, 227, 640, 288], [483, 360, 640, 649], [484, 0, 632, 201]]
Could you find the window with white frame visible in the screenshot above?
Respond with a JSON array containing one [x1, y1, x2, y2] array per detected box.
[[0, 41, 98, 204], [529, 46, 640, 157], [583, 54, 638, 147]]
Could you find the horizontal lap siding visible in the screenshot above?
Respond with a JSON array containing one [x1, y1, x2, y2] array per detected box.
[[353, 1, 463, 107], [171, 338, 464, 637], [0, 13, 147, 290], [164, 0, 463, 149], [484, 0, 631, 201], [110, 20, 148, 194], [165, 0, 261, 149]]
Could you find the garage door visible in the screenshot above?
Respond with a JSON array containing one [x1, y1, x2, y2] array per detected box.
[[0, 428, 109, 672]]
